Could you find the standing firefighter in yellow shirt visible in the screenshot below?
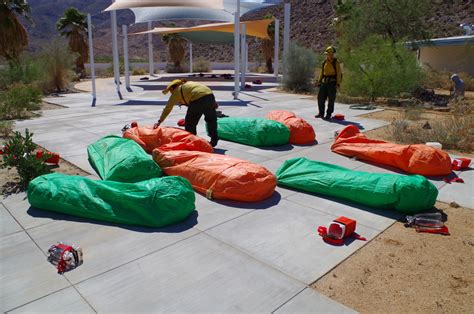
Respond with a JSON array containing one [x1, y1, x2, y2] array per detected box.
[[315, 46, 342, 120], [154, 79, 219, 147]]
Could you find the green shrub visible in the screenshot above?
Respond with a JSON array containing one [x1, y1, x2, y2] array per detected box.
[[132, 67, 147, 75], [166, 63, 186, 73], [282, 43, 317, 93], [0, 61, 47, 90], [0, 83, 42, 119], [340, 35, 423, 100], [1, 129, 52, 190], [193, 58, 211, 73], [41, 43, 74, 92], [0, 120, 15, 138]]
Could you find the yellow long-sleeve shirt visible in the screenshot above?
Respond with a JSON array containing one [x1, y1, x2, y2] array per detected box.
[[159, 81, 213, 122], [318, 58, 342, 86]]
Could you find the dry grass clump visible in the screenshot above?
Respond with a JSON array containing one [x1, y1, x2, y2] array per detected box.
[[132, 67, 147, 75], [390, 114, 474, 152], [423, 68, 474, 91]]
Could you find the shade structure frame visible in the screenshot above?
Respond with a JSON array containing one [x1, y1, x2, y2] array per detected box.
[[104, 0, 225, 12]]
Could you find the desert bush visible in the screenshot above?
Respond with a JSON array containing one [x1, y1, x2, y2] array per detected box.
[[458, 72, 474, 91], [0, 83, 42, 119], [166, 63, 186, 73], [283, 43, 317, 93], [132, 67, 147, 75], [41, 43, 75, 92], [403, 104, 423, 121], [390, 114, 474, 152], [0, 120, 15, 138], [340, 35, 423, 101], [421, 67, 452, 90], [449, 98, 473, 115], [1, 129, 52, 190], [0, 60, 47, 91], [193, 58, 211, 73]]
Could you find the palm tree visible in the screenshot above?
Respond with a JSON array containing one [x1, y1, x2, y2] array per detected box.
[[0, 0, 32, 66], [56, 7, 88, 77], [261, 14, 275, 73], [162, 27, 186, 70]]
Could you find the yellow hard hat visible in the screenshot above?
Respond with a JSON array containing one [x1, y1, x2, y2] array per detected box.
[[325, 46, 336, 54], [163, 79, 185, 94]]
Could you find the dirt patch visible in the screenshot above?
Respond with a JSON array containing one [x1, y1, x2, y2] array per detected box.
[[1, 137, 90, 196], [313, 202, 474, 313], [361, 109, 474, 158]]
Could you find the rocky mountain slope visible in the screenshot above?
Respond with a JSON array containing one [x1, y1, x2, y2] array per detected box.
[[23, 0, 473, 63]]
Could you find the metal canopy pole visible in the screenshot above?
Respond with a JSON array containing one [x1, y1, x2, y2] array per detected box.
[[240, 23, 246, 89], [233, 0, 240, 99], [148, 21, 154, 76], [111, 9, 122, 99], [283, 2, 291, 77], [189, 42, 193, 73], [274, 19, 280, 77], [87, 13, 96, 107], [123, 25, 131, 91]]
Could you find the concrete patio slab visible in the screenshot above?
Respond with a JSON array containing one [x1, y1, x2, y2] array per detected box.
[[206, 199, 380, 284], [438, 169, 474, 208], [26, 217, 200, 284], [0, 232, 70, 312], [0, 203, 22, 237], [4, 75, 472, 312], [2, 192, 62, 230], [275, 288, 356, 313], [9, 287, 94, 313], [75, 233, 308, 313], [285, 192, 401, 232]]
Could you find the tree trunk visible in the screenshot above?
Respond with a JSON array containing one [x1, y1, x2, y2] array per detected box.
[[265, 58, 273, 73]]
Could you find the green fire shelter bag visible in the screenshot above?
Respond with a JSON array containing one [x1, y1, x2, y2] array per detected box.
[[215, 117, 290, 147], [88, 135, 162, 182], [276, 158, 438, 213], [27, 173, 196, 228]]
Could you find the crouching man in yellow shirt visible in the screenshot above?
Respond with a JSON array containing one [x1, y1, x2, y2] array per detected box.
[[154, 79, 219, 147]]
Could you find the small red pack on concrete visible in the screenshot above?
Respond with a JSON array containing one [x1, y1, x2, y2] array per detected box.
[[333, 114, 345, 120], [317, 216, 366, 245], [452, 157, 471, 170], [36, 151, 60, 165], [177, 118, 185, 127]]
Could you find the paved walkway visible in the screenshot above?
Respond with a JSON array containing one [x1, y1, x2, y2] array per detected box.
[[1, 75, 472, 312]]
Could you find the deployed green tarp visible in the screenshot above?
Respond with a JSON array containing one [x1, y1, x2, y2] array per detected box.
[[88, 135, 162, 182], [276, 158, 438, 213], [215, 117, 290, 147], [28, 173, 195, 228]]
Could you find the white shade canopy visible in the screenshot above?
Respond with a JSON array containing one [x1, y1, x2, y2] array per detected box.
[[130, 0, 275, 23], [104, 0, 224, 12]]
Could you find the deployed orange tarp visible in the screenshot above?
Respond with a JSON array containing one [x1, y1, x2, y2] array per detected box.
[[331, 125, 452, 176], [266, 110, 316, 145], [152, 150, 276, 202], [123, 126, 213, 154]]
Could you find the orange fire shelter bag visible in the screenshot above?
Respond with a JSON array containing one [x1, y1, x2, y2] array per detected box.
[[266, 110, 316, 145], [123, 125, 213, 154], [152, 149, 276, 202], [331, 125, 452, 176]]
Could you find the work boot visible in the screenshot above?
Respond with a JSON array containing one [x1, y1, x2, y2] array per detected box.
[[323, 114, 332, 120], [315, 113, 324, 118], [210, 138, 219, 147]]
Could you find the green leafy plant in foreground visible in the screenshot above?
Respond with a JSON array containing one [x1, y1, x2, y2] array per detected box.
[[1, 129, 51, 190]]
